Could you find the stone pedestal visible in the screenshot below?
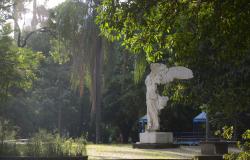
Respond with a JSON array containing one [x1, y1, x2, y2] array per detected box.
[[133, 132, 178, 149], [139, 132, 173, 143], [200, 141, 228, 155], [194, 141, 228, 160]]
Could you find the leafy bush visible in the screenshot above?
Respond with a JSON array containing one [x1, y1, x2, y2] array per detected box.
[[0, 129, 87, 157], [0, 119, 19, 156], [217, 126, 250, 160], [26, 130, 55, 156], [223, 129, 250, 160], [26, 130, 87, 157]]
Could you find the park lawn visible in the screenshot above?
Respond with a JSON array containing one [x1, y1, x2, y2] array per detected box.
[[86, 144, 186, 159]]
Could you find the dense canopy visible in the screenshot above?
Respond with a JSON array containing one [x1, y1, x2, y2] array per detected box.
[[0, 1, 249, 158]]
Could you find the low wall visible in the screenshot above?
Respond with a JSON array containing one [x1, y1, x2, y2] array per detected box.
[[0, 156, 88, 160]]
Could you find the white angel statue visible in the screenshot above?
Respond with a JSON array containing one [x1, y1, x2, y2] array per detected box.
[[145, 63, 193, 131]]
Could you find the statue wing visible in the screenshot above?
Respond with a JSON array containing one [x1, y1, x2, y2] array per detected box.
[[166, 66, 193, 82]]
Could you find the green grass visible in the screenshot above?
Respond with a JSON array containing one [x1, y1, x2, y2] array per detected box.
[[86, 144, 192, 159]]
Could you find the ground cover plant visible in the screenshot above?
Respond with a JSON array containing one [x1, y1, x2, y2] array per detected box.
[[0, 130, 87, 157]]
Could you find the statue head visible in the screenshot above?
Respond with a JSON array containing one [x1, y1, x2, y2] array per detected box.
[[150, 63, 168, 84]]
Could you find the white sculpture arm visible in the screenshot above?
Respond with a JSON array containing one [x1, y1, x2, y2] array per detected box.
[[165, 66, 193, 82]]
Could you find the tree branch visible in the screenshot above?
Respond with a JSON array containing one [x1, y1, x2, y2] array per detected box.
[[17, 27, 57, 48]]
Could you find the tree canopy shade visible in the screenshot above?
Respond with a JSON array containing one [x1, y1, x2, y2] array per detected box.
[[0, 1, 44, 138], [96, 0, 250, 134], [97, 0, 250, 63]]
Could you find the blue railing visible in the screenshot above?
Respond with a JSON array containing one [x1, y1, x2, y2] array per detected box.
[[173, 132, 206, 145]]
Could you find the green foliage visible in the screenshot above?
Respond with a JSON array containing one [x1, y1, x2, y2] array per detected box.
[[0, 24, 44, 103], [49, 1, 88, 42], [27, 32, 51, 55], [48, 0, 93, 95], [26, 129, 56, 157], [222, 126, 234, 140], [215, 126, 234, 140], [0, 119, 19, 156], [49, 0, 106, 142], [133, 53, 147, 84], [2, 30, 89, 138], [15, 47, 44, 89], [48, 0, 89, 67], [97, 0, 250, 63], [0, 23, 44, 139], [26, 129, 87, 157], [26, 34, 88, 136], [50, 39, 70, 64], [102, 44, 146, 143], [0, 129, 87, 157], [223, 129, 250, 160], [97, 0, 250, 132], [0, 119, 17, 143]]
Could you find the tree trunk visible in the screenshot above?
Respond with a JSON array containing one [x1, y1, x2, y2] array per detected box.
[[58, 105, 62, 136], [94, 34, 103, 143], [31, 0, 38, 30], [121, 51, 128, 91], [13, 1, 19, 41], [79, 97, 84, 136], [121, 127, 130, 143], [88, 0, 103, 143]]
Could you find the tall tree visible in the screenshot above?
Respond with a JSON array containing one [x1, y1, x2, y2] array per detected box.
[[48, 0, 104, 142], [0, 24, 44, 139], [97, 0, 250, 135], [31, 0, 38, 30], [3, 32, 90, 137], [102, 43, 146, 142]]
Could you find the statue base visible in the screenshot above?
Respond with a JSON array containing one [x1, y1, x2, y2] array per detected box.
[[140, 131, 173, 143], [133, 132, 178, 149]]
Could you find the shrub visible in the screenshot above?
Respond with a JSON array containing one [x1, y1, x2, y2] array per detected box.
[[0, 129, 87, 157], [26, 129, 87, 157], [217, 127, 250, 160], [0, 119, 19, 156]]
